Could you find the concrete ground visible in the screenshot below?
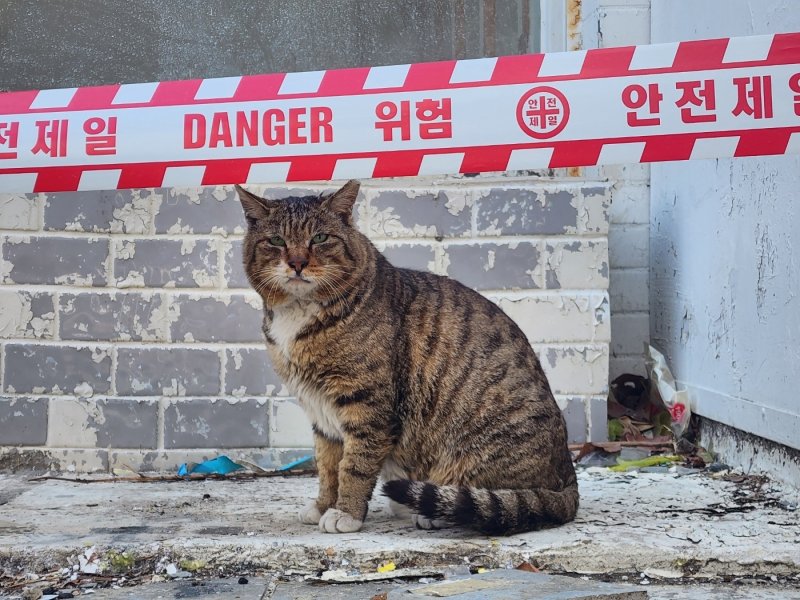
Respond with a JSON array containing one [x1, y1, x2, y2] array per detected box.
[[1, 467, 798, 598]]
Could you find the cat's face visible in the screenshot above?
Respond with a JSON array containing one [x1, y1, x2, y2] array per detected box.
[[236, 181, 362, 305]]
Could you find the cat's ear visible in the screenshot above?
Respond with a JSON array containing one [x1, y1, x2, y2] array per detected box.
[[235, 185, 278, 226], [321, 180, 360, 225]]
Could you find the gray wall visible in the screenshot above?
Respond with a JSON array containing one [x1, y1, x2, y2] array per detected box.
[[650, 0, 800, 451], [1, 2, 616, 471], [0, 0, 538, 91]]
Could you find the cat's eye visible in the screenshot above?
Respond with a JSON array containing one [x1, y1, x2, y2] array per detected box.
[[311, 233, 329, 244], [268, 235, 286, 247]]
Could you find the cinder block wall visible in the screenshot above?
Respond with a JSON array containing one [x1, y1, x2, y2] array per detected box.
[[580, 0, 652, 379], [0, 174, 610, 472]]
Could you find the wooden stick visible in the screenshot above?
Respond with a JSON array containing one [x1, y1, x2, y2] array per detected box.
[[29, 468, 316, 484]]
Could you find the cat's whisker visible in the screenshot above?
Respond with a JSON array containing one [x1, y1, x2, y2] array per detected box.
[[319, 274, 353, 312]]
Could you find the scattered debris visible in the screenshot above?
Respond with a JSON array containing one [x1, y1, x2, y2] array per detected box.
[[376, 561, 396, 573], [28, 468, 316, 484], [610, 455, 681, 472], [316, 568, 446, 584]]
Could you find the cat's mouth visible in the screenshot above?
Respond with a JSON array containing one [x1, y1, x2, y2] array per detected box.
[[286, 274, 313, 285]]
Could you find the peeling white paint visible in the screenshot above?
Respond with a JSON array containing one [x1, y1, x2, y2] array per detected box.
[[230, 349, 244, 370], [64, 217, 85, 232], [48, 399, 99, 447], [484, 249, 496, 271], [0, 193, 38, 229], [443, 190, 472, 216], [191, 269, 215, 287], [0, 256, 14, 282], [142, 300, 175, 342], [91, 348, 110, 364], [162, 379, 187, 397], [172, 188, 203, 205], [180, 239, 197, 255], [111, 190, 152, 234], [167, 220, 193, 234], [115, 240, 136, 260], [211, 187, 229, 202], [0, 291, 33, 338], [54, 273, 94, 286], [243, 293, 262, 310], [74, 382, 94, 398], [116, 271, 145, 288]]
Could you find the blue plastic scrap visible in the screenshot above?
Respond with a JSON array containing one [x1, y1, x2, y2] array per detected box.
[[177, 455, 244, 476], [276, 455, 314, 471]]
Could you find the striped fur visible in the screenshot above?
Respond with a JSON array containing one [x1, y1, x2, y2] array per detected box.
[[236, 180, 578, 535]]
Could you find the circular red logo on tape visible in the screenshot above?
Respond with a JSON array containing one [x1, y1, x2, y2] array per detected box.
[[516, 86, 570, 139]]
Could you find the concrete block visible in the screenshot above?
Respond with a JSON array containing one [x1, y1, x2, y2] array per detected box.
[[44, 189, 155, 234], [493, 293, 609, 344], [589, 395, 609, 442], [608, 225, 649, 268], [0, 193, 39, 230], [367, 188, 471, 239], [600, 162, 650, 183], [381, 243, 436, 273], [609, 183, 649, 225], [1, 236, 108, 286], [580, 186, 611, 234], [164, 398, 269, 448], [475, 187, 578, 236], [0, 290, 55, 339], [610, 354, 647, 380], [611, 312, 650, 356], [223, 238, 250, 289], [0, 397, 48, 445], [610, 268, 649, 313], [154, 186, 246, 235], [116, 347, 220, 396], [270, 398, 313, 447], [538, 345, 609, 395], [545, 240, 609, 289], [59, 292, 169, 341], [47, 397, 158, 449], [445, 242, 540, 290], [3, 344, 111, 395], [225, 347, 285, 396], [557, 396, 588, 444], [114, 238, 218, 288], [170, 294, 263, 343]]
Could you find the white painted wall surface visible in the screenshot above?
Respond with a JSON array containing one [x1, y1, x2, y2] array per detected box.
[[650, 0, 800, 450]]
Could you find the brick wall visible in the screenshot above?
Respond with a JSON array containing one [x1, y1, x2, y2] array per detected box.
[[0, 174, 610, 472], [581, 0, 652, 378]]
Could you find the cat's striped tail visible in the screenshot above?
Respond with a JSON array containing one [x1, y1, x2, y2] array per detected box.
[[382, 480, 579, 535]]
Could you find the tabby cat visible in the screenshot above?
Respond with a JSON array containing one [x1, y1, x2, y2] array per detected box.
[[236, 180, 578, 535]]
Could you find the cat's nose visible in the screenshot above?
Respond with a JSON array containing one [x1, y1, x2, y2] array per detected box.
[[287, 256, 309, 274]]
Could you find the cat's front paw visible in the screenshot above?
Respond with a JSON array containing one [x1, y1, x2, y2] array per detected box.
[[298, 500, 323, 525], [319, 508, 363, 533]]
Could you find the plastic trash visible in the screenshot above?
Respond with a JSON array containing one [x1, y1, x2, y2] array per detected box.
[[645, 344, 691, 437], [177, 455, 244, 476], [277, 455, 314, 471]]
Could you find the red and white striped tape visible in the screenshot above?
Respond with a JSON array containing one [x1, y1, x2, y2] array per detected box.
[[1, 33, 799, 193]]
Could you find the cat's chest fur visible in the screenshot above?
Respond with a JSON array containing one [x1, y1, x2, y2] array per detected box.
[[268, 299, 343, 440], [268, 300, 320, 359]]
